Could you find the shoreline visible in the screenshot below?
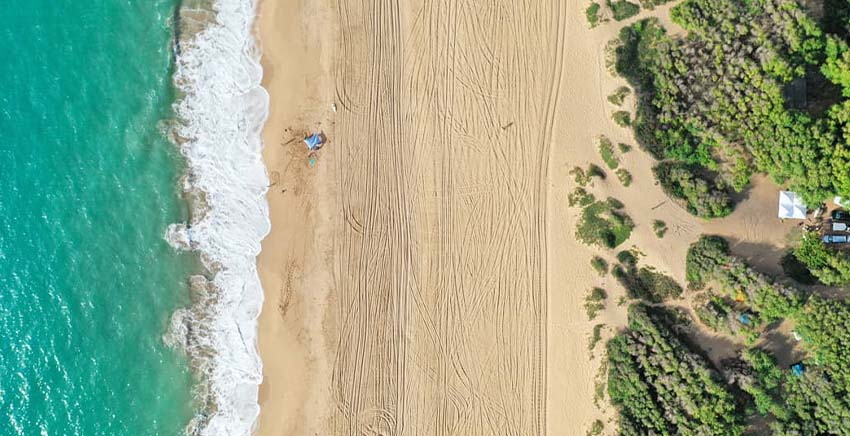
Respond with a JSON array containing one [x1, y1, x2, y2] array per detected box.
[[166, 0, 270, 434]]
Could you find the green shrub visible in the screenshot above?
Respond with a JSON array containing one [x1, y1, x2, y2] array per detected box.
[[617, 142, 632, 153], [607, 86, 631, 105], [615, 168, 632, 186], [607, 0, 640, 21], [651, 219, 667, 238], [585, 2, 603, 27], [585, 287, 607, 319], [571, 164, 606, 187], [587, 164, 606, 180], [586, 419, 604, 436], [568, 187, 595, 207], [591, 256, 609, 276], [616, 249, 637, 267], [576, 198, 634, 249], [612, 110, 632, 127], [588, 324, 606, 351], [598, 136, 619, 169], [614, 264, 682, 303]]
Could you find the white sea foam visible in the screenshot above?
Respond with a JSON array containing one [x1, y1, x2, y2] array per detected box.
[[165, 0, 269, 434]]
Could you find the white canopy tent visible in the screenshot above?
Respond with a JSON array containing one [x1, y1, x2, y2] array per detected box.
[[778, 191, 807, 219]]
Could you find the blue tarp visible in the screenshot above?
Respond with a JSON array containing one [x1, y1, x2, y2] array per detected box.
[[304, 133, 323, 150], [740, 314, 750, 325], [791, 363, 805, 376]]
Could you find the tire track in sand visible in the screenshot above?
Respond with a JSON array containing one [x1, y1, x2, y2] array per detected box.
[[330, 1, 564, 435]]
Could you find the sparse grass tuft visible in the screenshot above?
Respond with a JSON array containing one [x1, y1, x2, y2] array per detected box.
[[598, 136, 619, 169]]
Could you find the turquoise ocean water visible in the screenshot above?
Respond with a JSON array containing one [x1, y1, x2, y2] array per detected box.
[[0, 1, 197, 434]]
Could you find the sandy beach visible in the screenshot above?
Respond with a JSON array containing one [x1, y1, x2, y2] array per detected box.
[[253, 1, 798, 434]]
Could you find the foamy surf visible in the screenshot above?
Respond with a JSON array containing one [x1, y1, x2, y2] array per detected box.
[[165, 0, 269, 434]]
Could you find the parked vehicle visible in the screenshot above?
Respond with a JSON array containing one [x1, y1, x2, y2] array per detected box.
[[832, 209, 850, 221], [823, 234, 849, 244], [833, 221, 848, 232]]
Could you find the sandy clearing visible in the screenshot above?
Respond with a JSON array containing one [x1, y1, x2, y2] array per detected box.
[[254, 1, 800, 435]]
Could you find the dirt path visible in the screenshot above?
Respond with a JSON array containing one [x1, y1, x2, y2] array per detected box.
[[328, 1, 564, 435]]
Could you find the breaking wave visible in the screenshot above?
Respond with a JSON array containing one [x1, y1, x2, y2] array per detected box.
[[164, 0, 269, 434]]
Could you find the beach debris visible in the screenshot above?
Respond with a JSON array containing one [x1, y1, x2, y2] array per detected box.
[[332, 102, 338, 113]]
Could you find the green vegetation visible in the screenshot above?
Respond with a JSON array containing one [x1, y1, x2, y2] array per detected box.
[[586, 420, 604, 436], [568, 187, 595, 207], [695, 294, 733, 334], [607, 0, 640, 21], [607, 304, 745, 435], [615, 168, 632, 186], [576, 198, 634, 248], [589, 324, 605, 350], [590, 256, 609, 276], [605, 234, 850, 433], [607, 86, 631, 106], [585, 287, 608, 319], [686, 235, 803, 322], [613, 261, 682, 303], [598, 135, 619, 169], [611, 0, 850, 214], [593, 2, 850, 429], [585, 2, 603, 28], [651, 219, 667, 238], [727, 298, 850, 434], [617, 142, 632, 153], [616, 248, 637, 266], [612, 110, 632, 127], [793, 231, 850, 286], [571, 164, 606, 187], [637, 0, 672, 9], [654, 161, 731, 218]]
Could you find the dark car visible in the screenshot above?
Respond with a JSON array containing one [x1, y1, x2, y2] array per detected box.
[[832, 210, 850, 221], [823, 234, 849, 244]]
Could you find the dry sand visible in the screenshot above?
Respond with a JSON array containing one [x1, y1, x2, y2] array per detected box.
[[254, 1, 798, 435]]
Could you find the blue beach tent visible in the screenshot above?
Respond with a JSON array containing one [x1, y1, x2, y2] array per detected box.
[[304, 133, 323, 150]]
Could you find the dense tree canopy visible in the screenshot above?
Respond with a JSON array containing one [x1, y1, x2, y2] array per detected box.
[[793, 231, 850, 285], [607, 304, 745, 435], [686, 235, 804, 322], [615, 0, 850, 210]]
